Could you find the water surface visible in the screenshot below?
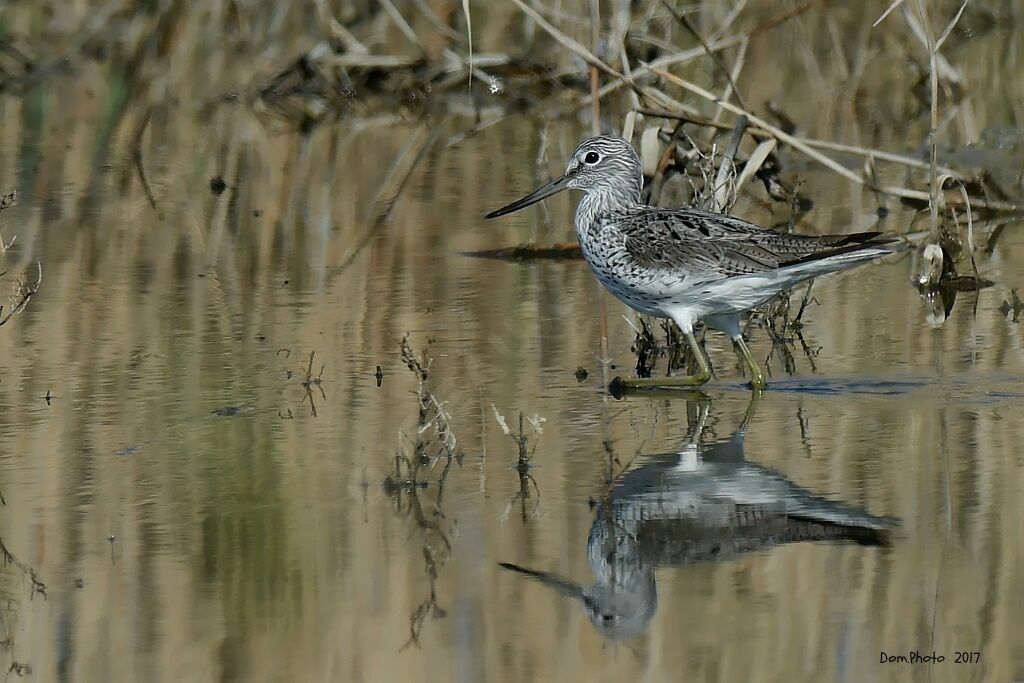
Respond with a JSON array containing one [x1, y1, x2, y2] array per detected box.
[[1, 5, 1023, 682]]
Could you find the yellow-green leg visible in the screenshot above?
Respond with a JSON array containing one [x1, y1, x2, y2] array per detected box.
[[733, 335, 767, 390], [609, 329, 712, 394], [737, 387, 762, 432]]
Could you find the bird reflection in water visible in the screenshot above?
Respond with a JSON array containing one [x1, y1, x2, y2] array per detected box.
[[499, 396, 897, 640]]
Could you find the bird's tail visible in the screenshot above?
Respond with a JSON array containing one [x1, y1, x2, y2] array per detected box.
[[791, 230, 902, 259], [777, 233, 905, 280]]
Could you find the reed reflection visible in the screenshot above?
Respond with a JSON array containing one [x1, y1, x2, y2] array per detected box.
[[500, 396, 897, 640]]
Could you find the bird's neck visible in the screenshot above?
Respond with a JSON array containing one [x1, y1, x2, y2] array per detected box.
[[575, 187, 641, 229]]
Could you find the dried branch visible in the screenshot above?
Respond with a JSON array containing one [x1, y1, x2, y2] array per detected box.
[[388, 335, 463, 650], [130, 106, 158, 211], [660, 0, 748, 111], [649, 67, 1019, 212], [0, 263, 42, 328], [0, 536, 46, 599], [636, 107, 966, 177]]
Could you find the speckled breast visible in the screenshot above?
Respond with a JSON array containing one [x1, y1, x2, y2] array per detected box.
[[575, 221, 669, 317]]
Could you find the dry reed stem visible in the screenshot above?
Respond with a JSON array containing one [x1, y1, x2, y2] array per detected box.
[[713, 37, 748, 125], [315, 0, 368, 54], [585, 1, 816, 105], [903, 2, 964, 84], [637, 106, 966, 177], [714, 115, 747, 210], [408, 0, 465, 43], [916, 0, 942, 238], [734, 138, 777, 196], [649, 67, 1018, 212], [0, 263, 42, 329], [661, 0, 748, 111], [711, 0, 749, 40], [873, 0, 907, 27], [913, 0, 971, 285], [507, 0, 690, 115], [588, 0, 601, 135], [378, 0, 426, 54], [953, 180, 980, 280], [509, 0, 626, 85]]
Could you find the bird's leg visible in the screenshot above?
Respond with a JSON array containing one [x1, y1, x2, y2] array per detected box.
[[737, 388, 762, 433], [609, 330, 712, 394], [733, 335, 767, 390], [687, 400, 711, 445]]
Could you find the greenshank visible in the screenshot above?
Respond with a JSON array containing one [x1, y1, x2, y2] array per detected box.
[[499, 399, 894, 639], [486, 135, 901, 390]]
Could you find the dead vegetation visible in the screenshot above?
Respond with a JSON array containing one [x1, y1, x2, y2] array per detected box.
[[0, 3, 1015, 377], [2, 2, 1017, 248], [384, 335, 463, 649], [463, 0, 1018, 378], [0, 539, 45, 602], [492, 407, 544, 522], [0, 534, 47, 680], [468, 0, 1019, 312], [0, 193, 41, 332], [0, 264, 42, 331], [0, 504, 46, 676], [626, 113, 821, 381], [275, 349, 328, 418]]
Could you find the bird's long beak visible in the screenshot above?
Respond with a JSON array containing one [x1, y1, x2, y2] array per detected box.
[[498, 562, 585, 599], [485, 175, 570, 218]]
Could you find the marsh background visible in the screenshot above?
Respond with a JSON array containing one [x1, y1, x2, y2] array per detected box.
[[0, 1, 1023, 681]]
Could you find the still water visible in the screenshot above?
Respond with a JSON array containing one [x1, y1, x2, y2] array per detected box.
[[1, 13, 1024, 683]]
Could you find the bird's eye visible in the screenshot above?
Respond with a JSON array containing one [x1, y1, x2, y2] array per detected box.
[[584, 151, 600, 164]]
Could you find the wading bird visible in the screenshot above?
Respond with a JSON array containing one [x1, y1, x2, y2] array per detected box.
[[486, 135, 901, 390], [499, 399, 895, 639]]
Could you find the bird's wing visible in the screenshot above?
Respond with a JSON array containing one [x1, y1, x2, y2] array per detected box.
[[620, 207, 897, 279]]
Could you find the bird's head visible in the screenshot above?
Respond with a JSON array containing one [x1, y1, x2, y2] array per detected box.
[[485, 135, 642, 218]]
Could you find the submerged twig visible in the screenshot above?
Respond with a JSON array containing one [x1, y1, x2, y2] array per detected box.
[[0, 537, 46, 600], [299, 351, 327, 417], [130, 106, 157, 211], [0, 263, 42, 329], [493, 408, 544, 523], [389, 335, 462, 490], [386, 335, 463, 650]]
